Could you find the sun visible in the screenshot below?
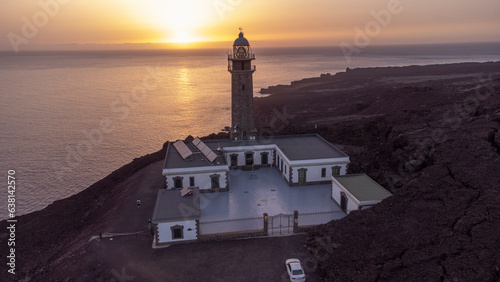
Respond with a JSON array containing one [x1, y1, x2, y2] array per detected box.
[[168, 30, 201, 44], [173, 31, 189, 43]]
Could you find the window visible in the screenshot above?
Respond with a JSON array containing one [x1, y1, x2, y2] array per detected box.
[[189, 177, 195, 187], [245, 152, 254, 166], [332, 166, 341, 176], [321, 168, 326, 178], [261, 152, 269, 165], [292, 270, 304, 275], [230, 154, 238, 166], [173, 177, 183, 189], [171, 225, 184, 239], [211, 174, 220, 189]]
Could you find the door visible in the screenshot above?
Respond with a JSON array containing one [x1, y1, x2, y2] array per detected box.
[[174, 178, 183, 189], [245, 152, 254, 166], [261, 153, 268, 165], [211, 175, 220, 189], [298, 169, 306, 185], [230, 155, 238, 167], [340, 193, 347, 212]]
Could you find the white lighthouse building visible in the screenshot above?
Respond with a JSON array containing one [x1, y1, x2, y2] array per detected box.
[[150, 30, 391, 246]]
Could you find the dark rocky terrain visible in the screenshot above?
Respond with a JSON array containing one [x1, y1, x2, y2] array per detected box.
[[255, 62, 500, 281], [1, 61, 499, 281], [0, 147, 168, 281]]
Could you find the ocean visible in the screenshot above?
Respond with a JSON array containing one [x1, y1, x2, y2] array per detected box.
[[1, 42, 500, 219]]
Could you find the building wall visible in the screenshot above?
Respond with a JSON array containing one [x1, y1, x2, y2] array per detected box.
[[331, 181, 359, 213], [165, 170, 228, 191], [166, 160, 348, 189], [274, 145, 349, 185], [289, 164, 348, 185], [226, 149, 274, 167], [157, 220, 197, 243], [275, 150, 291, 182]]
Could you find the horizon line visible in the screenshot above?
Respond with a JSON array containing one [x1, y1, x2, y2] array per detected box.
[[1, 40, 500, 53]]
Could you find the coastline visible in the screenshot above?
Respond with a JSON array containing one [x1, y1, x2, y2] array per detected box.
[[2, 61, 500, 281]]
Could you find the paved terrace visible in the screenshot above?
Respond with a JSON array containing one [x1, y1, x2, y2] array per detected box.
[[199, 167, 345, 222]]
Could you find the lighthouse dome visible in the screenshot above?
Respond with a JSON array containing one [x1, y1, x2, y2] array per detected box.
[[233, 32, 250, 46]]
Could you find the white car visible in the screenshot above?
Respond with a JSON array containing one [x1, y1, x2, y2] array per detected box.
[[285, 258, 306, 281]]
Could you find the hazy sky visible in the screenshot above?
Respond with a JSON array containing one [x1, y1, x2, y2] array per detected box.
[[1, 0, 499, 51]]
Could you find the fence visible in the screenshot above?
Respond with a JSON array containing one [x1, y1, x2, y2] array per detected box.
[[268, 213, 294, 235], [197, 210, 348, 240], [199, 216, 263, 235]]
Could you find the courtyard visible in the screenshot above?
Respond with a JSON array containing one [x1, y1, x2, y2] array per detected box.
[[197, 167, 346, 234]]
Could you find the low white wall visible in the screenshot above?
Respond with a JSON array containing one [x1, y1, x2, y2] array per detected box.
[[157, 220, 197, 243]]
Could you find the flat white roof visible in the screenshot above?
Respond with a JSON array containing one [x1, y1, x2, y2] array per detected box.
[[163, 140, 227, 171], [333, 174, 392, 202], [164, 134, 348, 170], [151, 188, 201, 223]]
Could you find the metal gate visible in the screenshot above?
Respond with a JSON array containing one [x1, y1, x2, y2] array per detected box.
[[269, 213, 293, 235]]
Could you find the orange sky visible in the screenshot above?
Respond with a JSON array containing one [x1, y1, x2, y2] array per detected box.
[[1, 0, 499, 51]]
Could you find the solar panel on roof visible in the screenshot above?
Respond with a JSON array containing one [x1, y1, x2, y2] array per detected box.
[[194, 138, 218, 163], [196, 141, 207, 151], [192, 137, 201, 146], [173, 140, 193, 160], [198, 144, 207, 152], [201, 146, 212, 156], [206, 151, 217, 163]]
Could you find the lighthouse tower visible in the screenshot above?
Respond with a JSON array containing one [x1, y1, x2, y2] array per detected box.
[[228, 29, 256, 140]]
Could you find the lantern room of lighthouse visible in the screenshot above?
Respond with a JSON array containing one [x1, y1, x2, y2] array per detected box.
[[228, 29, 257, 141]]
